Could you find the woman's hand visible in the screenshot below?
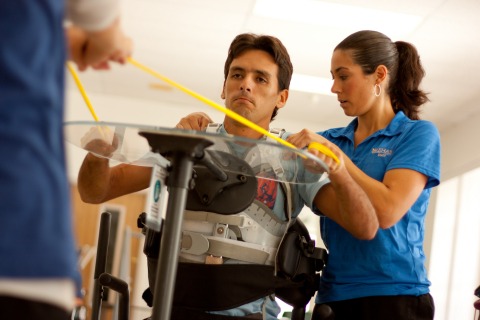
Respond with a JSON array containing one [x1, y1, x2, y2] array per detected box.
[[287, 129, 343, 175]]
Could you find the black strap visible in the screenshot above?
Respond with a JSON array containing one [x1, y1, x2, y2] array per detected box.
[[174, 263, 276, 311], [173, 262, 319, 311], [171, 307, 262, 320]]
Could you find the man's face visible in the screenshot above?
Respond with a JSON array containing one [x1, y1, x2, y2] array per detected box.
[[221, 49, 288, 131]]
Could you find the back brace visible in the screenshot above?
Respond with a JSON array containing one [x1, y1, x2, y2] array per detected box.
[[181, 123, 292, 267], [141, 124, 328, 316]]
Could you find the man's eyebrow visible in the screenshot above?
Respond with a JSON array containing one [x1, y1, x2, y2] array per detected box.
[[255, 69, 272, 78], [250, 67, 272, 79], [229, 66, 272, 78], [230, 66, 245, 73]]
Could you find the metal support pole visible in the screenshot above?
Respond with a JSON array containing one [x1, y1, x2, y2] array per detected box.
[[151, 153, 193, 320]]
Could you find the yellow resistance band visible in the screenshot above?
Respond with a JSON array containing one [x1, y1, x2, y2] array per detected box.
[[308, 142, 340, 164], [127, 58, 339, 164], [67, 59, 339, 164], [126, 58, 300, 149], [67, 62, 100, 121]]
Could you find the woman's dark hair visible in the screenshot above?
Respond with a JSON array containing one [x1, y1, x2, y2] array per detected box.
[[224, 33, 293, 121], [335, 30, 429, 120]]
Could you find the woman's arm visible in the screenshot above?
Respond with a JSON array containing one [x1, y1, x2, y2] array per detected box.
[[344, 158, 427, 228], [288, 129, 428, 229]]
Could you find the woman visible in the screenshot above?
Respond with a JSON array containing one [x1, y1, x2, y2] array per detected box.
[[287, 30, 440, 320]]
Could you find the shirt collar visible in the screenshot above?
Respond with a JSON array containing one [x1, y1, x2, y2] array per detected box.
[[330, 111, 409, 140], [219, 123, 272, 141]]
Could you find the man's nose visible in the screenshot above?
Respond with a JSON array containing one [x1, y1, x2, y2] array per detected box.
[[240, 77, 253, 92]]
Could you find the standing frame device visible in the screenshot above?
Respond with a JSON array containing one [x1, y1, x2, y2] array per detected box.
[[66, 121, 331, 320]]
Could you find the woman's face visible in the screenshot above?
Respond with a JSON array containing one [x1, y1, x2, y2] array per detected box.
[[330, 49, 377, 117]]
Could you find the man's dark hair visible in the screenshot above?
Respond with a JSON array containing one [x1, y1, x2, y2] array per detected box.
[[224, 33, 293, 120]]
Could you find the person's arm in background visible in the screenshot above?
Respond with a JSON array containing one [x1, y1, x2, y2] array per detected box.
[[65, 0, 133, 70], [66, 0, 140, 203]]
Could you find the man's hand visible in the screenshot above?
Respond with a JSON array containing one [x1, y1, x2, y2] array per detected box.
[[175, 112, 213, 130], [80, 126, 118, 157]]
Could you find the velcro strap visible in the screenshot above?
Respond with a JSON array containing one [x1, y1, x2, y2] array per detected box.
[[180, 233, 273, 264], [207, 238, 270, 264], [184, 210, 249, 227]]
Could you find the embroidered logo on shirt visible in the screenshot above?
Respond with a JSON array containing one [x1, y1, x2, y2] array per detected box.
[[371, 147, 393, 157]]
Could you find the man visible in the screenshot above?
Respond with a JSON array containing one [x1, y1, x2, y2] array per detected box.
[[0, 1, 132, 319], [77, 33, 377, 319]]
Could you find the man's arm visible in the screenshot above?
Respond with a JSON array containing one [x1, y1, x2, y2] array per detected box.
[[301, 140, 378, 240], [78, 153, 152, 204], [77, 131, 151, 204], [313, 163, 378, 240], [77, 111, 211, 205]]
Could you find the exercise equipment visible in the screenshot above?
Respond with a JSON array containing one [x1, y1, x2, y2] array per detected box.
[[66, 121, 331, 320]]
